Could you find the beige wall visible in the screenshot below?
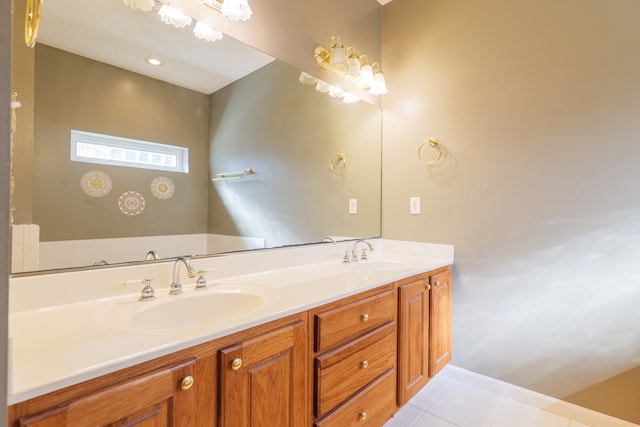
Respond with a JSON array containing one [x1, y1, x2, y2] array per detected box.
[[33, 46, 210, 241], [10, 0, 34, 224], [2, 0, 12, 418], [208, 60, 381, 247], [382, 0, 640, 422]]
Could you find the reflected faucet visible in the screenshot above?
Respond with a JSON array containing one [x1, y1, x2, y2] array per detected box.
[[323, 236, 336, 244], [351, 239, 374, 262], [144, 250, 160, 261], [170, 256, 196, 295]]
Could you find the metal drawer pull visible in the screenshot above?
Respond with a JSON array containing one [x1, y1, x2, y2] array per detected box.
[[361, 313, 369, 322], [231, 358, 243, 371], [181, 376, 194, 391], [435, 280, 440, 287], [361, 360, 369, 369], [360, 411, 368, 420], [426, 284, 431, 291]]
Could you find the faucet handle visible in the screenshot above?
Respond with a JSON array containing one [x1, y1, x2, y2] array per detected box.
[[360, 249, 369, 261], [194, 268, 216, 291], [343, 250, 351, 263], [124, 277, 156, 301]]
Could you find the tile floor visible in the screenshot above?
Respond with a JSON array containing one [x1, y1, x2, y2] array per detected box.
[[383, 365, 639, 427]]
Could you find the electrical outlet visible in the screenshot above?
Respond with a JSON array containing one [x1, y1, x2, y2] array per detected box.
[[410, 197, 421, 215], [349, 198, 358, 214]]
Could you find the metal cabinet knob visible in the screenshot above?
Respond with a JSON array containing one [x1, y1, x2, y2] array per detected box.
[[181, 376, 194, 391], [360, 411, 368, 420], [426, 284, 431, 291], [361, 313, 369, 322], [231, 358, 243, 371], [361, 360, 369, 369], [435, 280, 441, 287]]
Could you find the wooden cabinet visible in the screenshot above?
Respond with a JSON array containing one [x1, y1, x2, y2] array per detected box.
[[429, 269, 453, 377], [311, 285, 397, 426], [15, 359, 197, 427], [218, 319, 308, 427], [397, 267, 453, 406], [397, 275, 430, 406]]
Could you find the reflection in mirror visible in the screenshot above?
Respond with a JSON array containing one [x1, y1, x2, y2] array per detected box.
[[10, 0, 381, 273]]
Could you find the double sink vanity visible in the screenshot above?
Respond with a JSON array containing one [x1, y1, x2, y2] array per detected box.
[[7, 239, 454, 426]]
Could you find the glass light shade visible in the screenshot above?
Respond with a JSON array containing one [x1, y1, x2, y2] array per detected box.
[[193, 21, 223, 42], [159, 5, 192, 28], [328, 85, 345, 98], [299, 72, 317, 86], [368, 71, 388, 95], [221, 0, 253, 21], [345, 56, 361, 83], [123, 0, 156, 12], [330, 46, 347, 70], [315, 80, 331, 94], [342, 93, 360, 104], [359, 64, 374, 89]]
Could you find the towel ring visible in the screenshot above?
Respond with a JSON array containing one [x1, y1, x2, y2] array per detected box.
[[418, 138, 446, 166], [330, 153, 347, 175], [25, 0, 43, 48]]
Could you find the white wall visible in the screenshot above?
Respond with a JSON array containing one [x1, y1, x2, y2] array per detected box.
[[381, 0, 640, 422]]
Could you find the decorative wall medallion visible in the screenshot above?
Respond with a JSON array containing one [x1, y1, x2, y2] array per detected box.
[[80, 170, 112, 198], [150, 176, 175, 200], [118, 191, 146, 216]]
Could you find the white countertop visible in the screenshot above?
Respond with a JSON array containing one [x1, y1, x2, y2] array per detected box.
[[8, 239, 454, 405]]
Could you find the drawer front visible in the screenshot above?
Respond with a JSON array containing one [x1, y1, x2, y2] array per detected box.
[[315, 288, 395, 352], [316, 323, 396, 418], [314, 369, 396, 427]]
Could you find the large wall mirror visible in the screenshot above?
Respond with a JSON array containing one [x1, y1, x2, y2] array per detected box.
[[10, 0, 382, 274]]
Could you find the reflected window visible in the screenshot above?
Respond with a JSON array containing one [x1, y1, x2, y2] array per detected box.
[[70, 130, 188, 173]]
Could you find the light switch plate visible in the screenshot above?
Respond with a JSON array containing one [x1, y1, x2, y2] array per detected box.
[[410, 197, 421, 215], [349, 198, 358, 214]]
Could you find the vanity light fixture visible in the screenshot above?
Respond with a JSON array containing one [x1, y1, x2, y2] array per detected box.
[[193, 21, 223, 42], [298, 72, 360, 104], [219, 0, 253, 21], [158, 5, 192, 28], [314, 35, 388, 96], [123, 0, 156, 12]]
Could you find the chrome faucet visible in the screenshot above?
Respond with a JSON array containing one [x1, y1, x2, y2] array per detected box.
[[170, 256, 196, 295], [351, 239, 374, 262], [144, 250, 160, 261]]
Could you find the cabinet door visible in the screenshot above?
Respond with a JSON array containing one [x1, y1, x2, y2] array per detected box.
[[219, 320, 307, 427], [429, 269, 452, 377], [18, 359, 197, 427], [397, 277, 430, 406]]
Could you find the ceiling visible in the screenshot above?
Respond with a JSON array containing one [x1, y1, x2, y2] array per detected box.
[[38, 0, 275, 94]]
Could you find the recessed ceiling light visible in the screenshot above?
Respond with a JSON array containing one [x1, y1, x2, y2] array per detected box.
[[145, 57, 163, 66]]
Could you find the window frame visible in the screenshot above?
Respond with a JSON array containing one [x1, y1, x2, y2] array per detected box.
[[70, 130, 189, 173]]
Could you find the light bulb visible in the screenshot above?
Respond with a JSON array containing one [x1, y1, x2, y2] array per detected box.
[[158, 5, 192, 28], [221, 0, 253, 21], [193, 21, 223, 42]]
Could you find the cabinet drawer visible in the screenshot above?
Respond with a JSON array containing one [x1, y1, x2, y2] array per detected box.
[[316, 322, 396, 417], [314, 369, 396, 427], [314, 288, 395, 352]]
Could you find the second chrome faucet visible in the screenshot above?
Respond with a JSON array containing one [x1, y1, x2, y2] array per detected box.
[[170, 256, 196, 295]]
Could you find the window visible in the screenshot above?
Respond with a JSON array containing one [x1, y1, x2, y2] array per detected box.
[[70, 130, 189, 173]]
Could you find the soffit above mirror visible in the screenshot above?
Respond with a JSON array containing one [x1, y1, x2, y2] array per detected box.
[[37, 0, 275, 94]]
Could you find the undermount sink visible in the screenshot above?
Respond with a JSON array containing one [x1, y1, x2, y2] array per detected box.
[[128, 286, 271, 331], [351, 260, 410, 272]]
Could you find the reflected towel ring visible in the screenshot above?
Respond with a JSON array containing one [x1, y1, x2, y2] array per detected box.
[[330, 153, 347, 175], [25, 0, 44, 48], [418, 138, 446, 166]]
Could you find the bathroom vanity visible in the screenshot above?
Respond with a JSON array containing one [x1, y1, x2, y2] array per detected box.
[[7, 240, 453, 426]]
